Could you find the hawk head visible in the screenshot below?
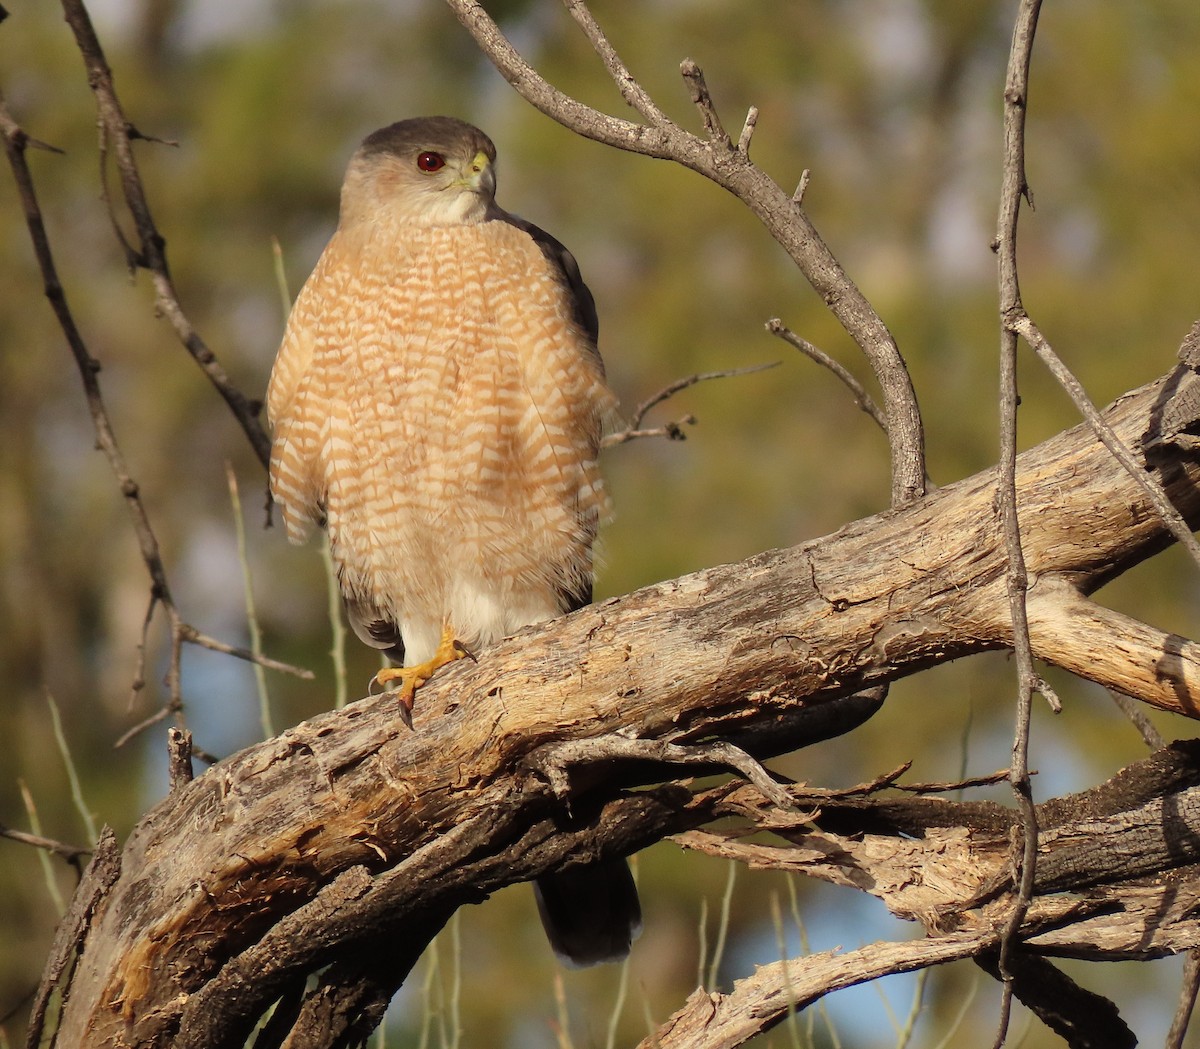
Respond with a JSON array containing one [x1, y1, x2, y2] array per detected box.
[[340, 116, 499, 229]]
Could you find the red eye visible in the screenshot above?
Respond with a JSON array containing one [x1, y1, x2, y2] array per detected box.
[[416, 151, 445, 172]]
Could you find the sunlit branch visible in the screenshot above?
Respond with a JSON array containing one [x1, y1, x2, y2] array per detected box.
[[443, 0, 926, 508], [992, 2, 1048, 1045], [602, 363, 779, 448]]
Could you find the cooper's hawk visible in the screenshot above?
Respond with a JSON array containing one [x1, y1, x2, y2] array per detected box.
[[267, 116, 640, 965]]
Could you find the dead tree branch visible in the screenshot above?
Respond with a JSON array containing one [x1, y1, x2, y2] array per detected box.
[[0, 825, 90, 867], [443, 0, 926, 507], [601, 363, 778, 448], [766, 318, 888, 434], [57, 0, 271, 468], [34, 359, 1200, 1047], [661, 741, 1200, 1048], [1012, 312, 1200, 569], [0, 92, 310, 746], [643, 931, 1000, 1049], [992, 5, 1047, 1042]]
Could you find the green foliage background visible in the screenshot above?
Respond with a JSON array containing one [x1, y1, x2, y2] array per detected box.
[[2, 1, 1200, 1045]]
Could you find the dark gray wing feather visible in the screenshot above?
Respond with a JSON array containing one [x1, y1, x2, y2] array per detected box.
[[498, 211, 601, 355], [501, 210, 606, 616]]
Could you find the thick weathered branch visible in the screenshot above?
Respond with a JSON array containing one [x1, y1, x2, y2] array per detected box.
[[641, 931, 998, 1049], [679, 740, 1200, 922], [42, 362, 1200, 1046], [663, 743, 1200, 1048]]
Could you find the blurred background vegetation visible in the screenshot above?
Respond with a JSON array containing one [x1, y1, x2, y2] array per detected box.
[[2, 1, 1200, 1046]]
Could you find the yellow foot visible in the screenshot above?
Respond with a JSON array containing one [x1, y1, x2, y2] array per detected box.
[[372, 624, 476, 729]]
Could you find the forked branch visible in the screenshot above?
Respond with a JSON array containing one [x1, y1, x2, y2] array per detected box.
[[601, 363, 778, 448], [443, 0, 926, 507], [58, 0, 271, 468], [0, 84, 309, 749], [992, 3, 1048, 1041]]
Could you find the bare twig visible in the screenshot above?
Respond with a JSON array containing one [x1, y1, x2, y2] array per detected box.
[[992, 3, 1047, 1046], [767, 318, 888, 433], [0, 824, 91, 866], [112, 703, 176, 749], [167, 728, 195, 790], [679, 58, 731, 148], [601, 362, 778, 448], [114, 704, 217, 764], [1167, 951, 1200, 1049], [1108, 690, 1165, 749], [897, 768, 1015, 794], [0, 92, 197, 732], [532, 735, 796, 812], [58, 0, 271, 469], [1010, 313, 1200, 571], [443, 0, 926, 507], [601, 419, 696, 448], [640, 929, 1001, 1049], [792, 169, 811, 206], [737, 107, 759, 156], [561, 0, 667, 126], [177, 622, 313, 679]]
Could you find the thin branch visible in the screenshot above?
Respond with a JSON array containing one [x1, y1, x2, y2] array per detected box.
[[448, 0, 661, 154], [766, 318, 888, 433], [737, 107, 759, 156], [0, 824, 91, 866], [1108, 690, 1165, 749], [640, 930, 1000, 1049], [112, 702, 175, 749], [975, 952, 1134, 1049], [601, 363, 778, 448], [679, 58, 731, 147], [1011, 313, 1200, 571], [0, 92, 197, 733], [58, 0, 271, 469], [992, 4, 1047, 1048], [792, 169, 811, 206], [632, 363, 779, 429], [560, 0, 668, 125], [530, 735, 796, 812], [113, 704, 218, 765], [834, 762, 912, 795], [602, 420, 696, 447], [128, 589, 160, 705], [896, 768, 1014, 794], [178, 623, 314, 680], [1167, 951, 1200, 1049]]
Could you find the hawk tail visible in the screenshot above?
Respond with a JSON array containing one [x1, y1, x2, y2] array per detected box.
[[533, 857, 642, 967]]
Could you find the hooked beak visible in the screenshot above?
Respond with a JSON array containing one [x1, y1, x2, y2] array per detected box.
[[457, 150, 495, 197]]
